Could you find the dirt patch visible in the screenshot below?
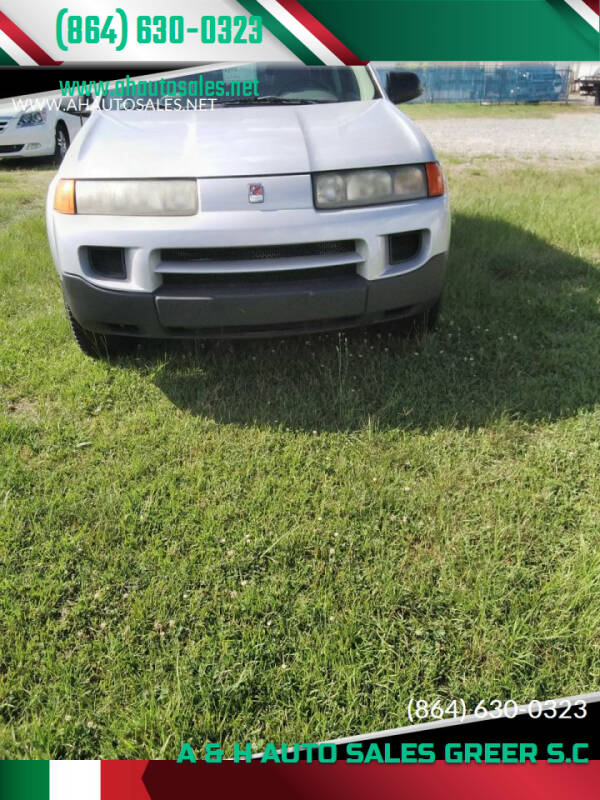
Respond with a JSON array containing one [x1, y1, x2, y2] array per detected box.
[[6, 397, 39, 420], [418, 114, 600, 161]]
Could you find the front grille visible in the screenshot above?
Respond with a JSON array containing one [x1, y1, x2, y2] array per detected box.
[[0, 144, 23, 154], [161, 264, 357, 289], [161, 241, 356, 263]]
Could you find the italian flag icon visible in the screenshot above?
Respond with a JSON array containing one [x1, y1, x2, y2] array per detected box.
[[0, 761, 150, 800]]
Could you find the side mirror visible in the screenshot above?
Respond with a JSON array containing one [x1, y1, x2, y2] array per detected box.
[[385, 71, 422, 104]]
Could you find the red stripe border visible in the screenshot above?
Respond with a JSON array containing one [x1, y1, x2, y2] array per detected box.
[[580, 0, 599, 16], [0, 11, 62, 66], [275, 0, 366, 64]]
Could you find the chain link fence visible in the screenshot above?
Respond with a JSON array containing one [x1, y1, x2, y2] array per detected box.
[[375, 64, 572, 104]]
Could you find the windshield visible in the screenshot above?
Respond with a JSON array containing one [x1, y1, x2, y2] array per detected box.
[[100, 63, 380, 110]]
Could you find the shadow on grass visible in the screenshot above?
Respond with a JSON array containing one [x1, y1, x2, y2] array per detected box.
[[0, 157, 57, 171], [141, 212, 600, 432]]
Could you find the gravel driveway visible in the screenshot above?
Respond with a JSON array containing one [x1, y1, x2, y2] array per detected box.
[[416, 113, 600, 160]]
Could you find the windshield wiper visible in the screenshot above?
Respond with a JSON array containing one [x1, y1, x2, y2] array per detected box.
[[218, 95, 330, 107]]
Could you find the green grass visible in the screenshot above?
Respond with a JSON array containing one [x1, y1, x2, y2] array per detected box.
[[1, 156, 600, 759], [403, 101, 600, 120]]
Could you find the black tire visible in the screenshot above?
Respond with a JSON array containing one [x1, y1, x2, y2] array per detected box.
[[54, 122, 70, 165], [65, 303, 134, 359]]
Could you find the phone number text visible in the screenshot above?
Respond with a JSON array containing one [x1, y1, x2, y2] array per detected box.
[[56, 10, 263, 52], [407, 697, 587, 724]]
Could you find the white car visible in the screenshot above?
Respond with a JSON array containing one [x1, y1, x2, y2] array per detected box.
[[46, 63, 451, 357], [0, 99, 87, 163]]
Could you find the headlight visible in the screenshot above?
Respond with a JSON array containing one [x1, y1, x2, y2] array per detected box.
[[55, 179, 199, 216], [313, 164, 444, 209], [17, 110, 47, 127]]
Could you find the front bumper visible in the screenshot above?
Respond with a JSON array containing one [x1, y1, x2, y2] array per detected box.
[[62, 253, 447, 339], [49, 176, 450, 338], [0, 124, 55, 158]]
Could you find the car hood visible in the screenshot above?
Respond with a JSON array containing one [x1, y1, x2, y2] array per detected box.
[[63, 100, 435, 178]]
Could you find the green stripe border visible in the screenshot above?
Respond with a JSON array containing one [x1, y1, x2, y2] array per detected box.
[[237, 0, 326, 64], [0, 46, 18, 65], [300, 0, 599, 60]]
